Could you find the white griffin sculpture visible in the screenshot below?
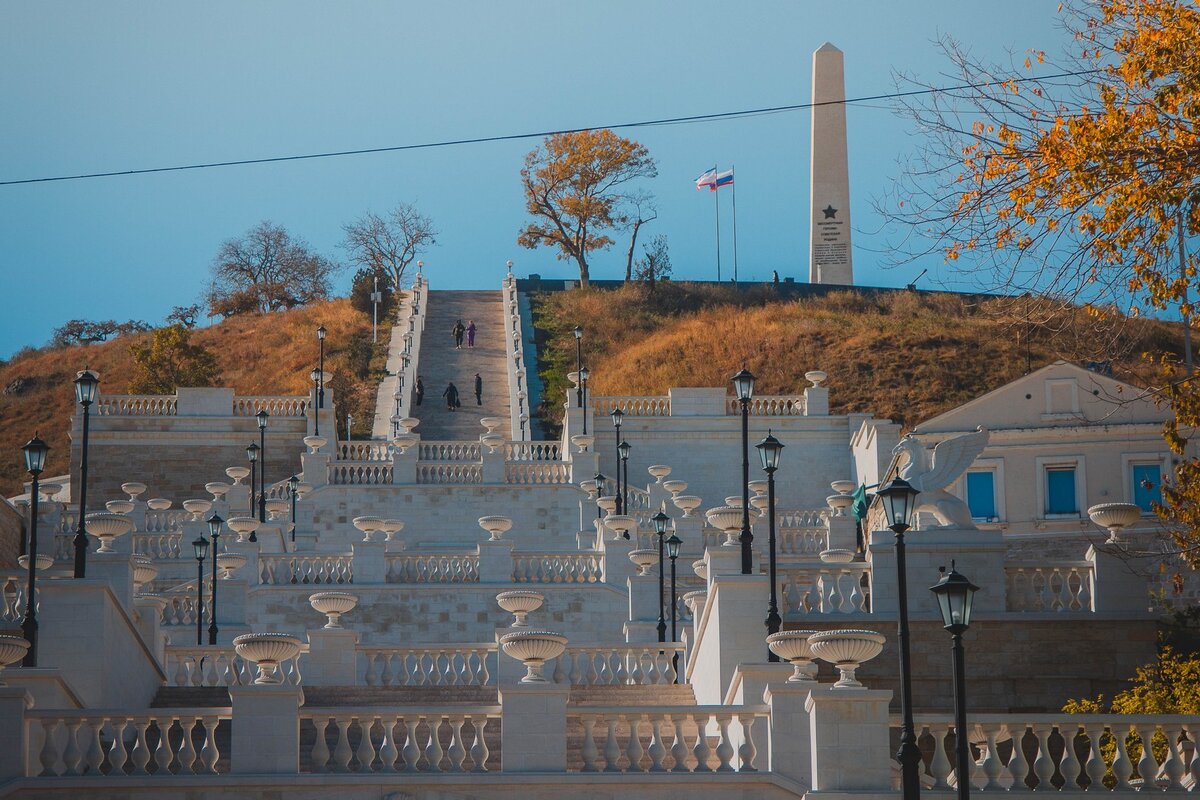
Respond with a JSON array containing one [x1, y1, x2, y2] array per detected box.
[[892, 427, 990, 529]]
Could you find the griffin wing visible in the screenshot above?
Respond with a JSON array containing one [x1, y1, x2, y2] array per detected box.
[[921, 427, 990, 493]]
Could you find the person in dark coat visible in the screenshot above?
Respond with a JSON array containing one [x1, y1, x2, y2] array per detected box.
[[474, 372, 483, 405], [466, 320, 477, 347], [453, 320, 465, 349], [415, 376, 424, 406], [442, 382, 460, 411]]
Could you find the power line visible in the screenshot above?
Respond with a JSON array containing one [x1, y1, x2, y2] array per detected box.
[[0, 68, 1102, 187]]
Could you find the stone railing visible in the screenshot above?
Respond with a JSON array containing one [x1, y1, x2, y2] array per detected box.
[[259, 554, 354, 585], [512, 551, 602, 583], [360, 644, 495, 686], [416, 463, 484, 484], [1, 572, 30, 624], [505, 462, 572, 485], [144, 508, 189, 533], [780, 526, 830, 556], [133, 531, 183, 560], [30, 708, 231, 776], [336, 440, 392, 462], [1005, 562, 1095, 612], [330, 461, 394, 485], [503, 275, 531, 441], [301, 706, 501, 773], [166, 645, 304, 687], [550, 643, 686, 686], [96, 395, 178, 416], [505, 442, 562, 462], [904, 713, 1199, 792], [418, 441, 482, 462], [160, 592, 202, 626], [724, 395, 806, 416], [385, 552, 480, 583], [778, 508, 829, 528], [392, 274, 428, 421], [232, 396, 309, 417], [567, 705, 767, 772], [591, 396, 671, 417], [779, 563, 871, 615]]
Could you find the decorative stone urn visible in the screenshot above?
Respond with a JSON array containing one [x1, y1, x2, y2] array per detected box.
[[749, 494, 769, 513], [17, 554, 53, 572], [132, 555, 159, 590], [478, 516, 513, 541], [578, 479, 597, 498], [182, 499, 213, 521], [225, 466, 251, 485], [39, 483, 62, 502], [303, 436, 327, 454], [603, 514, 635, 541], [597, 496, 618, 515], [380, 519, 405, 542], [748, 480, 768, 495], [805, 370, 828, 387], [391, 433, 418, 453], [265, 499, 288, 520], [499, 630, 568, 683], [682, 590, 708, 618], [724, 496, 744, 508], [808, 629, 887, 689], [672, 496, 702, 517], [766, 630, 820, 682], [705, 506, 743, 546], [830, 480, 857, 495], [206, 482, 231, 501], [0, 635, 31, 685], [146, 498, 172, 511], [84, 512, 135, 553], [692, 559, 708, 581], [352, 516, 385, 543], [121, 482, 148, 501], [216, 551, 248, 580], [1087, 502, 1142, 543], [628, 549, 659, 576], [309, 592, 359, 628], [662, 480, 688, 497], [226, 517, 261, 543], [398, 417, 420, 433], [232, 633, 303, 684], [819, 549, 855, 564], [480, 417, 503, 434], [570, 434, 595, 453], [105, 499, 135, 515], [480, 432, 504, 453], [648, 465, 672, 483], [826, 494, 854, 516], [496, 590, 545, 627]]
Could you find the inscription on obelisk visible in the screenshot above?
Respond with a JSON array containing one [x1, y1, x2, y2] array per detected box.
[[809, 42, 853, 285]]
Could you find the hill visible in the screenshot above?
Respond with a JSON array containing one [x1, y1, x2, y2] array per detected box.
[[528, 282, 1183, 432], [0, 299, 384, 496]]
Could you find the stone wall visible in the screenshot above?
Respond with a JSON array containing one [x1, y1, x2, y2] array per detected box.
[[0, 500, 22, 568]]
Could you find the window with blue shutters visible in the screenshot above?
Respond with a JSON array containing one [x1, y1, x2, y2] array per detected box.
[[1045, 467, 1078, 515], [1132, 463, 1161, 513], [965, 471, 996, 521]]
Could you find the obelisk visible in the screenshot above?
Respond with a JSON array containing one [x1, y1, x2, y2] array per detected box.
[[809, 42, 853, 285]]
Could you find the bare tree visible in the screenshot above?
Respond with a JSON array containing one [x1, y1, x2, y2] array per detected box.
[[208, 221, 338, 316], [342, 203, 438, 291], [623, 193, 658, 282], [634, 235, 672, 290]]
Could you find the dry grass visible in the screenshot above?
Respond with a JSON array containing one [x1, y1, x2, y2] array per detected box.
[[0, 299, 378, 496]]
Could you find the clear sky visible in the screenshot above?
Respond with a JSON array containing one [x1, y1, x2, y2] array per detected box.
[[0, 2, 1065, 358]]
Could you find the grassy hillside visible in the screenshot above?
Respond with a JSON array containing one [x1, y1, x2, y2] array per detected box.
[[529, 283, 1183, 432], [0, 299, 385, 496]]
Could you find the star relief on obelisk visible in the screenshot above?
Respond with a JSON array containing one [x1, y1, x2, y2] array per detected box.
[[822, 205, 838, 219]]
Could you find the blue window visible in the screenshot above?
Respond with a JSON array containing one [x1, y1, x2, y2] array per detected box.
[[1046, 467, 1077, 515], [1132, 463, 1161, 513], [965, 471, 996, 521]]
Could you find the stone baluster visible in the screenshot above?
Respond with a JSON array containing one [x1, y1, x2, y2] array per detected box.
[[692, 712, 713, 773], [1031, 723, 1056, 789], [1005, 724, 1030, 789], [1134, 724, 1158, 787], [356, 717, 378, 771], [1111, 724, 1134, 789], [401, 718, 421, 771], [1162, 725, 1186, 791], [625, 714, 645, 771], [1058, 723, 1082, 790], [1082, 723, 1107, 790], [580, 717, 599, 771], [670, 713, 690, 772], [425, 716, 445, 772], [715, 714, 735, 772], [648, 717, 667, 772], [1186, 724, 1200, 788], [470, 717, 490, 772], [603, 717, 621, 771]]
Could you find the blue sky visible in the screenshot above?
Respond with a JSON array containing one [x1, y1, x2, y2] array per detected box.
[[0, 2, 1065, 358]]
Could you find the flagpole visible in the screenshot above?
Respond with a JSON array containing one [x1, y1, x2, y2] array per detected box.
[[714, 166, 722, 282], [731, 165, 739, 285]]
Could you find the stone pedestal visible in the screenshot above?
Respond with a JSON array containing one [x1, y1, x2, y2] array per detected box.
[[623, 620, 660, 643], [216, 579, 249, 629], [482, 446, 506, 484], [705, 545, 743, 581], [627, 573, 661, 626], [351, 541, 385, 584], [225, 541, 260, 589], [806, 684, 894, 790], [868, 528, 1006, 616], [805, 385, 830, 416], [390, 445, 417, 486], [133, 593, 168, 664], [477, 539, 515, 583], [0, 688, 32, 780], [1088, 544, 1153, 613], [826, 512, 856, 552], [305, 628, 360, 685], [301, 453, 330, 488], [600, 536, 634, 587], [763, 683, 814, 787], [229, 683, 305, 774], [690, 573, 769, 705], [498, 681, 570, 772], [89, 552, 136, 610], [729, 662, 794, 705], [224, 484, 250, 515]]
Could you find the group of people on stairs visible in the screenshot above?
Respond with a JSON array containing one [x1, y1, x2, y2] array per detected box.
[[412, 318, 484, 413]]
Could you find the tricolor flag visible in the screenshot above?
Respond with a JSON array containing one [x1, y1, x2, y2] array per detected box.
[[712, 168, 734, 189], [695, 167, 718, 191]]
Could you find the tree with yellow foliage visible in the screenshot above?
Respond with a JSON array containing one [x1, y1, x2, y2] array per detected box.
[[518, 130, 657, 286]]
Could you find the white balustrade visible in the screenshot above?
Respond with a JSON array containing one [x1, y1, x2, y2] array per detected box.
[[95, 395, 178, 416], [31, 709, 228, 776], [330, 462, 394, 485], [1005, 562, 1095, 612], [505, 463, 573, 485], [591, 396, 672, 417], [778, 565, 871, 615], [385, 553, 480, 583], [569, 706, 766, 773], [260, 554, 354, 585], [779, 526, 830, 556], [1, 573, 32, 624], [132, 532, 183, 560], [231, 396, 309, 417], [505, 442, 562, 462], [336, 441, 393, 462], [165, 646, 303, 687], [302, 707, 499, 773], [778, 508, 829, 529], [159, 593, 201, 626], [512, 552, 602, 584], [724, 395, 806, 416], [360, 646, 494, 686], [143, 509, 188, 533], [550, 644, 686, 686], [418, 442, 482, 462], [416, 463, 484, 484]]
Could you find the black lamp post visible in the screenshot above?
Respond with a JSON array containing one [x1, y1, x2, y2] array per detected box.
[[21, 435, 49, 667], [317, 325, 327, 413], [593, 473, 607, 521], [618, 439, 631, 534], [930, 563, 980, 800], [666, 531, 682, 680], [731, 368, 755, 575], [756, 430, 785, 661], [246, 442, 260, 542], [256, 410, 269, 523], [611, 409, 624, 513], [651, 510, 670, 643], [876, 476, 923, 800], [309, 367, 322, 437], [580, 367, 590, 435], [573, 325, 583, 408], [288, 474, 300, 543], [192, 535, 209, 646], [207, 514, 223, 645], [72, 369, 99, 579]]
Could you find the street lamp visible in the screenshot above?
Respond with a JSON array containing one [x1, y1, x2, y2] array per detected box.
[[651, 510, 670, 642], [288, 474, 300, 543], [256, 410, 269, 523], [876, 475, 922, 800], [246, 442, 260, 542], [72, 368, 99, 579], [618, 439, 631, 534], [611, 409, 624, 513], [593, 473, 608, 521], [731, 368, 755, 575], [666, 531, 682, 681], [21, 435, 48, 666], [192, 535, 209, 646], [930, 563, 980, 800], [573, 326, 584, 408], [755, 430, 785, 661], [580, 366, 590, 435], [309, 367, 322, 437], [207, 514, 223, 645], [317, 325, 327, 413]]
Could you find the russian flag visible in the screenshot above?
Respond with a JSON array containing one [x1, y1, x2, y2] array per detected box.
[[695, 167, 718, 191], [712, 169, 734, 190]]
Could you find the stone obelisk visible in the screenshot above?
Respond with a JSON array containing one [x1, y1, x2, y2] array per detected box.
[[809, 42, 853, 285]]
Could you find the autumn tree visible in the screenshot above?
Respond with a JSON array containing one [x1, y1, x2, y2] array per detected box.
[[884, 0, 1200, 554], [342, 202, 438, 291], [128, 324, 220, 394], [623, 193, 658, 282], [208, 221, 338, 316], [165, 304, 201, 329], [518, 130, 657, 286], [634, 235, 672, 290]]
